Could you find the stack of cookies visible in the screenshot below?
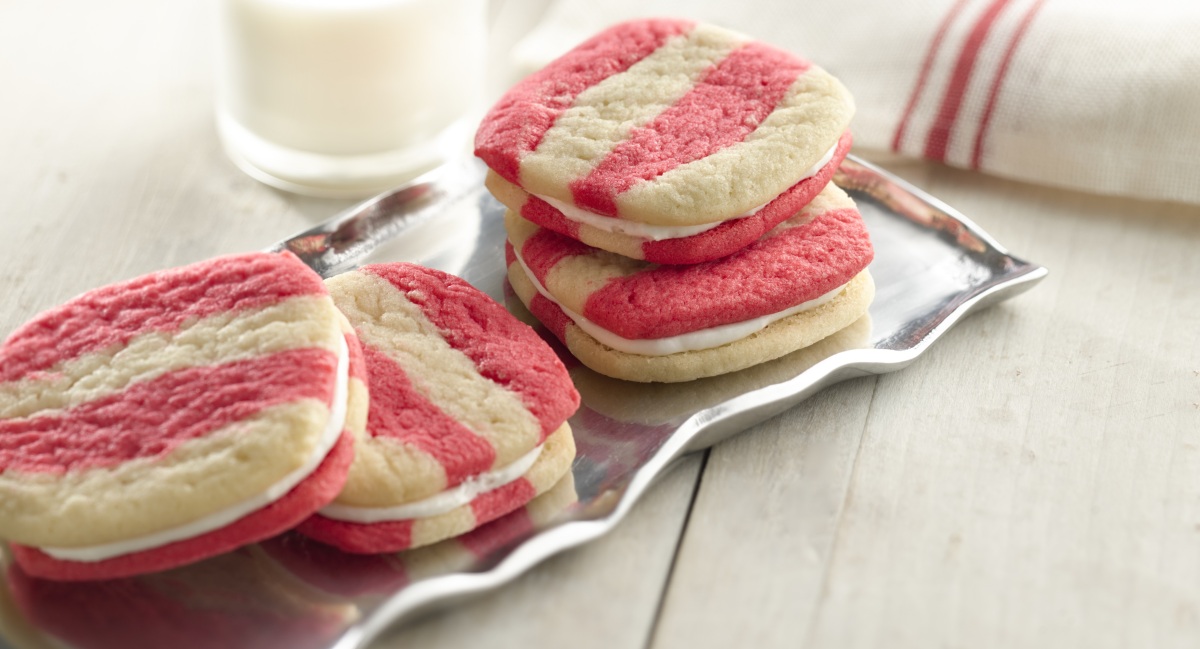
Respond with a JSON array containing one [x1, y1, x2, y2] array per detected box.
[[476, 18, 875, 383]]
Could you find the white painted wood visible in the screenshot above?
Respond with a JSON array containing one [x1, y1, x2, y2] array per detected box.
[[651, 378, 880, 648]]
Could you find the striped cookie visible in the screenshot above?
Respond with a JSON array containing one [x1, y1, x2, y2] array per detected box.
[[297, 263, 578, 553], [505, 184, 875, 383], [485, 132, 851, 264], [0, 252, 357, 581], [475, 18, 854, 233], [264, 472, 578, 597]]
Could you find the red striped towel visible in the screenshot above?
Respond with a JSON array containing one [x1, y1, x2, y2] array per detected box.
[[514, 0, 1200, 205]]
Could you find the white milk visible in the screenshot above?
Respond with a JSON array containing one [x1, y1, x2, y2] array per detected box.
[[216, 0, 486, 196]]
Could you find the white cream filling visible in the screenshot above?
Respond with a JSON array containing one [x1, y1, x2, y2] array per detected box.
[[534, 142, 838, 241], [514, 252, 845, 356], [39, 337, 351, 563], [318, 443, 544, 523]]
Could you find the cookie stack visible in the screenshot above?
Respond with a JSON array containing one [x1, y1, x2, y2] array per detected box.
[[476, 18, 875, 383], [0, 253, 578, 580]]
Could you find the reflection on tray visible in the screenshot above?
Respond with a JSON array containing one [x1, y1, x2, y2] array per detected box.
[[1, 473, 578, 649]]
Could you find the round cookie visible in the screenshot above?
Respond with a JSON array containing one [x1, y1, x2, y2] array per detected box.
[[475, 18, 855, 228], [264, 472, 578, 597], [504, 184, 875, 383], [485, 132, 852, 265], [297, 263, 579, 554], [0, 252, 357, 581]]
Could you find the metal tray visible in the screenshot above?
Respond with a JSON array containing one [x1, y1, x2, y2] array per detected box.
[[0, 156, 1046, 649]]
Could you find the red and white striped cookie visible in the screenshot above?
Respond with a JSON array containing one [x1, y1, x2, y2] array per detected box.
[[485, 131, 850, 264], [0, 252, 358, 581], [505, 184, 875, 383], [297, 263, 578, 554], [475, 18, 854, 240], [264, 472, 577, 597]]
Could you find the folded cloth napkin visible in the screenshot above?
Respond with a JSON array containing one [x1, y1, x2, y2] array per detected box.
[[513, 0, 1200, 206]]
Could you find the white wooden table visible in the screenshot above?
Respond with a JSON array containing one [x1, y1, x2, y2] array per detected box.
[[2, 2, 1198, 648]]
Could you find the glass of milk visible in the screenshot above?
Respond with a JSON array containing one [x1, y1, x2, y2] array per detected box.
[[216, 0, 486, 197]]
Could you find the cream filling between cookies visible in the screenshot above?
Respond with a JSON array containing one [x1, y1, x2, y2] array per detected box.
[[38, 337, 351, 563], [533, 143, 838, 241], [317, 443, 544, 523], [514, 252, 846, 356]]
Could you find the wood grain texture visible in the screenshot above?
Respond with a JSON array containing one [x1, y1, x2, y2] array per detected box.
[[657, 162, 1200, 649]]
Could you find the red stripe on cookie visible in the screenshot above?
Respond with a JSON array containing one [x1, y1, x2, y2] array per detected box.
[[470, 477, 538, 528], [529, 293, 572, 343], [11, 429, 354, 581], [640, 131, 851, 264], [0, 253, 324, 383], [474, 19, 693, 184], [582, 208, 874, 339], [519, 229, 592, 287], [0, 347, 338, 474], [569, 42, 810, 217], [363, 264, 579, 442], [294, 515, 416, 555], [924, 0, 1014, 162], [522, 195, 582, 240], [360, 343, 495, 487]]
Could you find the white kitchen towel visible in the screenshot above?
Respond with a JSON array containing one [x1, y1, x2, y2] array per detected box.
[[512, 0, 1200, 206]]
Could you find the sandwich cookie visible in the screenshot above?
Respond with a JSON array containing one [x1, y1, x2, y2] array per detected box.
[[297, 263, 578, 553], [265, 472, 578, 597], [505, 184, 875, 383], [475, 19, 854, 258], [0, 252, 357, 581], [484, 132, 850, 264]]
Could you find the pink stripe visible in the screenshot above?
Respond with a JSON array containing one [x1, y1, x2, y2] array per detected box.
[[582, 207, 873, 339], [971, 0, 1045, 169], [924, 0, 1015, 162], [570, 43, 810, 216], [296, 514, 416, 555], [0, 347, 338, 474], [530, 293, 571, 343], [360, 343, 495, 487], [892, 0, 970, 152], [364, 264, 579, 442], [474, 19, 693, 184], [0, 252, 325, 383], [522, 195, 582, 241], [519, 229, 592, 286], [469, 477, 538, 529]]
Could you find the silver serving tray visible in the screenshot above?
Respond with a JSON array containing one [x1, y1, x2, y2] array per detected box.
[[0, 156, 1046, 649]]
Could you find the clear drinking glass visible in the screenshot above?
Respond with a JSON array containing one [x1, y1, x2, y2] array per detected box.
[[216, 0, 487, 197]]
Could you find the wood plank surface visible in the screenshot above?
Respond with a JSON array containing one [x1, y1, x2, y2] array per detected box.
[[2, 3, 1199, 649]]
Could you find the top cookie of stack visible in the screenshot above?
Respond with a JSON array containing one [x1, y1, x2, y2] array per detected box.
[[476, 18, 855, 265]]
